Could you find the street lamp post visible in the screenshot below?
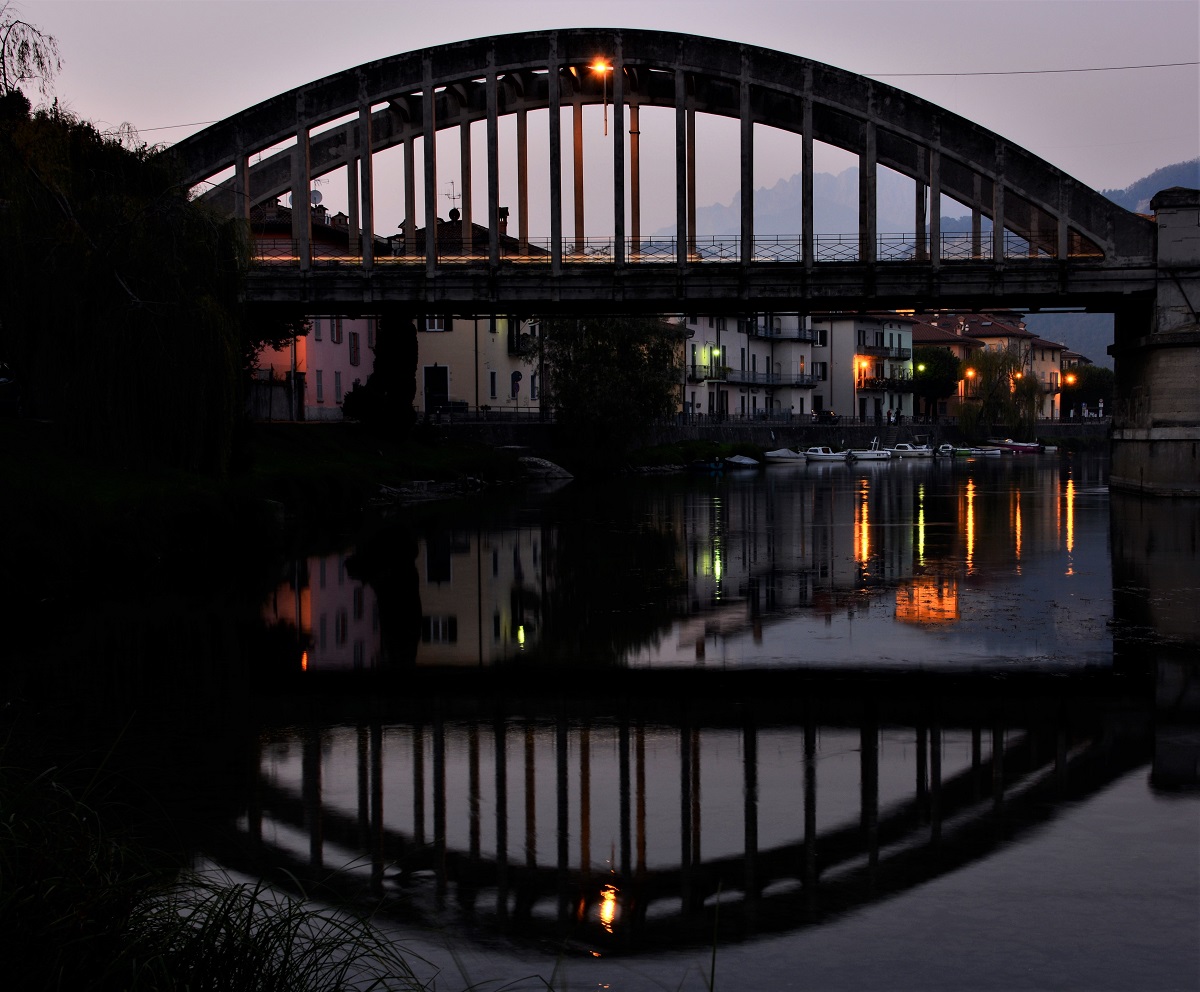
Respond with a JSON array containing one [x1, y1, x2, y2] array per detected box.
[[591, 59, 613, 136]]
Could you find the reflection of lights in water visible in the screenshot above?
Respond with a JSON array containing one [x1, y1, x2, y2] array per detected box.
[[856, 480, 870, 566], [965, 480, 976, 571], [1014, 490, 1022, 566], [599, 883, 619, 933], [301, 650, 308, 672], [517, 625, 525, 648], [1065, 477, 1075, 574], [917, 485, 926, 566], [894, 575, 960, 623]]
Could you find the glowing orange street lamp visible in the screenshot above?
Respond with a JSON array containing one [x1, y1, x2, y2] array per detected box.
[[591, 59, 613, 135]]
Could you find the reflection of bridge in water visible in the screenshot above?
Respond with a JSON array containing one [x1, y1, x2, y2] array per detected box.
[[219, 673, 1149, 954]]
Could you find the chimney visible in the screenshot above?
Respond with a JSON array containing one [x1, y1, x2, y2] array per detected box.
[[498, 206, 509, 236]]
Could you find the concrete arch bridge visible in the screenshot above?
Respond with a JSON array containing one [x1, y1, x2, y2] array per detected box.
[[168, 29, 1199, 494]]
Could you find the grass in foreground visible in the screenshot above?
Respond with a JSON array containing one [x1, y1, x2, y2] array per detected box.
[[0, 755, 429, 991]]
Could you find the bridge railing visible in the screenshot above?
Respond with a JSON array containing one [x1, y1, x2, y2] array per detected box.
[[250, 230, 1105, 266]]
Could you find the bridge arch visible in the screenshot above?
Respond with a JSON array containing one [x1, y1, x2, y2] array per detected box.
[[170, 28, 1152, 279]]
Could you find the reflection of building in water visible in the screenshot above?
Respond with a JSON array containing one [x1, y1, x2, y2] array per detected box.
[[895, 574, 960, 624], [669, 468, 919, 641], [263, 554, 381, 671], [416, 526, 546, 665], [264, 527, 548, 671]]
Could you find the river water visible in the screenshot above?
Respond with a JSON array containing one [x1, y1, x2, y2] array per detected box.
[[235, 450, 1199, 990]]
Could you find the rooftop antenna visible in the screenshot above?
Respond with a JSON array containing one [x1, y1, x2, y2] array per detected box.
[[444, 180, 461, 212]]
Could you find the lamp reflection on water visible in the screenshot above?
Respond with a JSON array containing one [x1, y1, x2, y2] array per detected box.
[[599, 883, 619, 933], [964, 479, 976, 572]]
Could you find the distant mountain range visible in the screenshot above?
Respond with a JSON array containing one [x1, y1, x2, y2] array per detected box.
[[656, 159, 1199, 369]]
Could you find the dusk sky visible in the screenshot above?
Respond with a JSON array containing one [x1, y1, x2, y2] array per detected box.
[[21, 0, 1200, 233]]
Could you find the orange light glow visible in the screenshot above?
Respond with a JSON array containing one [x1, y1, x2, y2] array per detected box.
[[965, 368, 976, 379], [599, 884, 619, 933], [301, 650, 308, 672], [895, 575, 960, 624], [591, 59, 613, 73]]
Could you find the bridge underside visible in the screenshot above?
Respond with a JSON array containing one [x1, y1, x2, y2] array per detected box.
[[244, 261, 1155, 316]]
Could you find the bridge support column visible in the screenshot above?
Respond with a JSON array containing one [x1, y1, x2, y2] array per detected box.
[[1110, 187, 1200, 496]]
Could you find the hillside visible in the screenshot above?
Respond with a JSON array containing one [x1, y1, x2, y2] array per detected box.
[[662, 159, 1198, 241]]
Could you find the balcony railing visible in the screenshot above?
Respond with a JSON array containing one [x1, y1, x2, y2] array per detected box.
[[858, 345, 912, 359], [687, 366, 818, 388], [751, 323, 817, 342], [857, 374, 915, 392]]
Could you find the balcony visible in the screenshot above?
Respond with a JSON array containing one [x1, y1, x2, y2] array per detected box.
[[751, 323, 817, 342], [857, 373, 914, 393], [686, 364, 728, 383], [859, 345, 912, 360]]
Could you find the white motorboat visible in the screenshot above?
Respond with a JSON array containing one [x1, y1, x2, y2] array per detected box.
[[886, 442, 933, 458], [804, 446, 849, 462], [846, 438, 892, 462]]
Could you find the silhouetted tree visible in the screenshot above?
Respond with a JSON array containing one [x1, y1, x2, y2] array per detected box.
[[536, 315, 684, 455], [1061, 365, 1114, 417], [911, 346, 962, 420], [340, 311, 417, 437], [0, 99, 251, 474]]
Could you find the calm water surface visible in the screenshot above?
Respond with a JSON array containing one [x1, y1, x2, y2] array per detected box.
[[236, 452, 1197, 990]]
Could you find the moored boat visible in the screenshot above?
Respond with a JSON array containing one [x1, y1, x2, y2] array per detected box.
[[804, 446, 849, 462], [985, 437, 1044, 453], [725, 454, 760, 468], [886, 442, 934, 458], [846, 438, 892, 461], [763, 447, 806, 461]]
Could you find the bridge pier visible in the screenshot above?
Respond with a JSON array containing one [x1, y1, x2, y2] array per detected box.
[[1110, 188, 1200, 496]]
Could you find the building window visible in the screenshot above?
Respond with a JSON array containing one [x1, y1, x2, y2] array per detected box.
[[331, 318, 343, 344], [489, 370, 497, 399], [815, 328, 828, 347], [334, 371, 342, 403], [315, 369, 324, 402], [349, 331, 360, 366], [422, 615, 458, 644], [313, 318, 322, 341], [531, 372, 538, 400], [423, 316, 446, 332], [367, 318, 375, 349], [813, 362, 828, 381]]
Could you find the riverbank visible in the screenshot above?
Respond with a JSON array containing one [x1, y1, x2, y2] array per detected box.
[[1, 416, 1110, 611]]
